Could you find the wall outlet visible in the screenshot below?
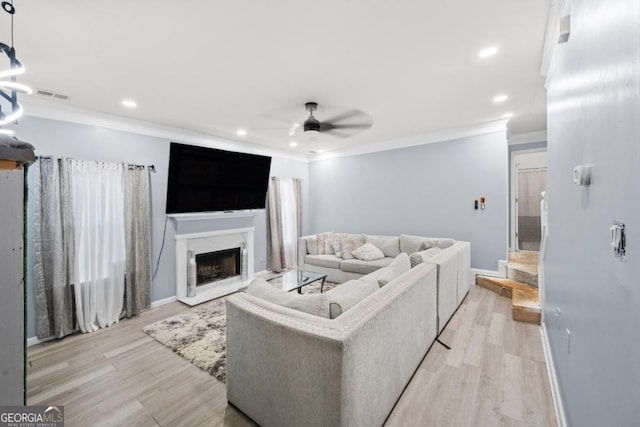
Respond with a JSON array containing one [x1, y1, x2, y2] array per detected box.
[[566, 328, 571, 354]]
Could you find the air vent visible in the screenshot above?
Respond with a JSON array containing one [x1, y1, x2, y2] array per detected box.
[[35, 88, 70, 101]]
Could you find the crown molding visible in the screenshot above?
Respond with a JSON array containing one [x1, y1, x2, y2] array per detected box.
[[20, 96, 310, 162], [309, 119, 508, 162], [540, 0, 573, 86], [508, 130, 548, 145]]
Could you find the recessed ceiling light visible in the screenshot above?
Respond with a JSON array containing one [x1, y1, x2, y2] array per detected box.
[[122, 99, 137, 108], [478, 46, 499, 58], [289, 142, 298, 147], [236, 129, 247, 137], [317, 149, 325, 153], [493, 94, 509, 103], [0, 129, 14, 135], [502, 112, 514, 118]]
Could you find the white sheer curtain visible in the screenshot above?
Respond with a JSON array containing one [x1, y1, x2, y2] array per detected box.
[[69, 160, 126, 332]]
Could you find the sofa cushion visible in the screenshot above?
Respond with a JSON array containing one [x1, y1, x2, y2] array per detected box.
[[329, 232, 347, 258], [325, 279, 379, 319], [409, 247, 444, 268], [377, 253, 411, 287], [366, 235, 401, 258], [340, 257, 393, 274], [341, 234, 366, 260], [246, 278, 330, 318], [306, 236, 318, 255], [316, 232, 333, 255], [351, 242, 385, 261], [305, 254, 342, 269]]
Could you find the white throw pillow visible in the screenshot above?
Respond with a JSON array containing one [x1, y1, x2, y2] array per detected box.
[[246, 278, 330, 318], [377, 252, 411, 287], [329, 233, 346, 258], [341, 234, 366, 260], [351, 242, 385, 261], [316, 232, 332, 255], [306, 236, 318, 255], [325, 279, 379, 319]]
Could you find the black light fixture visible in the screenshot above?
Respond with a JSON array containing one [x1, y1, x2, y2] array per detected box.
[[0, 1, 31, 129]]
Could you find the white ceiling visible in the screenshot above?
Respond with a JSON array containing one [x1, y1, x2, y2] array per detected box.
[[8, 1, 550, 156]]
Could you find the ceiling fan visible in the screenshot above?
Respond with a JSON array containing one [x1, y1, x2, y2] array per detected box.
[[298, 102, 372, 138]]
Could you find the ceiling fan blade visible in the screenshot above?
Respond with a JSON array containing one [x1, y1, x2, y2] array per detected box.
[[331, 123, 372, 130], [318, 122, 335, 132], [321, 109, 362, 124], [323, 129, 351, 138]]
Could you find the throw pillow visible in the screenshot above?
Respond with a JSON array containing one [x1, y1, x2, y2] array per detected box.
[[306, 236, 318, 255], [246, 278, 330, 318], [341, 234, 366, 260], [366, 235, 401, 258], [419, 241, 436, 251], [325, 279, 379, 319], [377, 252, 411, 287], [409, 247, 444, 268], [316, 232, 332, 255], [329, 233, 346, 258], [351, 242, 385, 261]]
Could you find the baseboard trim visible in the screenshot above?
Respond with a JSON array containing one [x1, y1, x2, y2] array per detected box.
[[470, 268, 504, 278], [151, 296, 177, 308], [26, 336, 55, 347], [541, 322, 567, 427]]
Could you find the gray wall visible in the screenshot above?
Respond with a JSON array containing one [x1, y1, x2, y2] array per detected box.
[[20, 116, 308, 339], [308, 132, 508, 270], [545, 0, 640, 425]]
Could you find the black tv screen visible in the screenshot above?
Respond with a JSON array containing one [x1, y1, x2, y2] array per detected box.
[[165, 143, 272, 213]]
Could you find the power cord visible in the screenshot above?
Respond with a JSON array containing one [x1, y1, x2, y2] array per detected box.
[[152, 216, 169, 281]]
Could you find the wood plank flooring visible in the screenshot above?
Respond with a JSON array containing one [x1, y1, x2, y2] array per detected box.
[[27, 285, 557, 426]]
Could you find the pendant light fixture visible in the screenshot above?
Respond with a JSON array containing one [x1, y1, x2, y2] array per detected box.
[[0, 1, 32, 128]]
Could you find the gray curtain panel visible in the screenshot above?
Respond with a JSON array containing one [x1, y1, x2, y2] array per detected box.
[[267, 177, 302, 272], [123, 165, 152, 317], [33, 158, 76, 339]]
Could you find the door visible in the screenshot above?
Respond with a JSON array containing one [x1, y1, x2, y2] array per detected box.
[[515, 168, 547, 251]]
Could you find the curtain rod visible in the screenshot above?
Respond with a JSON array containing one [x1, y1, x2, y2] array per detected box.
[[35, 155, 156, 172]]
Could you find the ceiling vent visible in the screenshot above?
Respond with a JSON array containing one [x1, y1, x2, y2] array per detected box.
[[35, 88, 70, 101]]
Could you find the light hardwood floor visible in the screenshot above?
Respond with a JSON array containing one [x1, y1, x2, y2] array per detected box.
[[27, 285, 557, 426]]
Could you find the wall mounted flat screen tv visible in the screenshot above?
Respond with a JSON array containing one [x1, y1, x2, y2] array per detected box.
[[166, 143, 272, 213]]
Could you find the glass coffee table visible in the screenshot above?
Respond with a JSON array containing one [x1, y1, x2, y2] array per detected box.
[[267, 270, 328, 294]]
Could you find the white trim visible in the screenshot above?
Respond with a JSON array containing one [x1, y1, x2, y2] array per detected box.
[[168, 211, 257, 222], [173, 227, 255, 241], [253, 269, 268, 277], [310, 120, 508, 161], [150, 295, 177, 308], [21, 96, 309, 162], [470, 268, 504, 278], [541, 322, 568, 427], [508, 130, 548, 145], [26, 336, 55, 347]]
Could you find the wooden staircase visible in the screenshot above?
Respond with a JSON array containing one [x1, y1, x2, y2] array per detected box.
[[476, 252, 541, 324]]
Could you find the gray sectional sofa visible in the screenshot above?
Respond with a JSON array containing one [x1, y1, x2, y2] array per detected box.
[[225, 233, 472, 426]]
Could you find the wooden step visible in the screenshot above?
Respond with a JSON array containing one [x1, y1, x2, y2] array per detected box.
[[476, 276, 535, 298], [512, 289, 541, 325], [476, 275, 540, 325]]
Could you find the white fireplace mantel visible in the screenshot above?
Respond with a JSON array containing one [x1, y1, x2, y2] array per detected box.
[[175, 227, 254, 306]]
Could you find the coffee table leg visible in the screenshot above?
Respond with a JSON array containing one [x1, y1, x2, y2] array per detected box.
[[321, 278, 326, 293], [298, 287, 302, 294]]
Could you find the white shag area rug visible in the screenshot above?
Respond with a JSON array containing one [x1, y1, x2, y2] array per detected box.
[[143, 279, 336, 383]]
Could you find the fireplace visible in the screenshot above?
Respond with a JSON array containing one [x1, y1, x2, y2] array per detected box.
[[196, 247, 241, 286], [173, 225, 255, 306]]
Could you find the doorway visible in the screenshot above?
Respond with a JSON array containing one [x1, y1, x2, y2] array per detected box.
[[510, 150, 547, 252]]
